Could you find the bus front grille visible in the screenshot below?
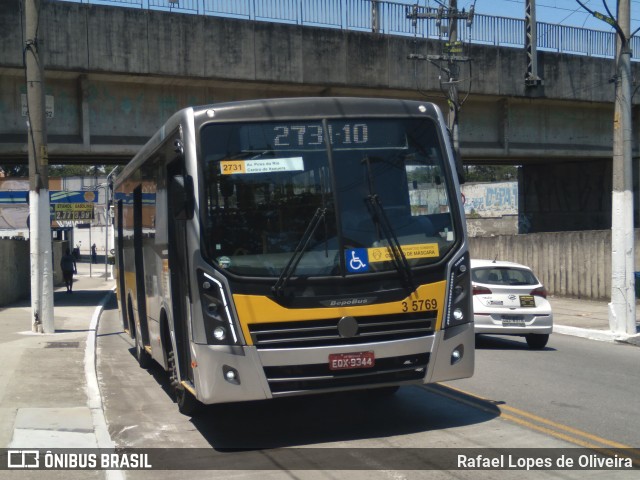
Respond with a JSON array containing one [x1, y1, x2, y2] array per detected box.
[[248, 312, 437, 349], [263, 353, 429, 394]]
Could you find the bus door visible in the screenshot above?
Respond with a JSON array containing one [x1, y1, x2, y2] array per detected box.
[[133, 186, 151, 347], [116, 199, 129, 332], [167, 160, 194, 384]]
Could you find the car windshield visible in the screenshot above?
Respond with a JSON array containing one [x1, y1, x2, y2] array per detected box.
[[472, 267, 539, 286], [200, 118, 457, 277]]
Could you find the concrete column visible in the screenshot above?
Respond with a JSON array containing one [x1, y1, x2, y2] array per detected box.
[[79, 75, 90, 148]]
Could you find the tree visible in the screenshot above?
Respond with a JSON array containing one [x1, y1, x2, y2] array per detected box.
[[463, 165, 518, 182], [0, 165, 29, 177]]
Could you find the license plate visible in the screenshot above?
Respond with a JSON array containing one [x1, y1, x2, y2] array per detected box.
[[519, 295, 535, 307], [329, 351, 375, 371], [502, 315, 525, 326]]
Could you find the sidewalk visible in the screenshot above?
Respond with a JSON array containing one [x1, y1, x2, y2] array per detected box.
[[550, 296, 640, 346], [0, 268, 638, 465], [0, 261, 116, 456]]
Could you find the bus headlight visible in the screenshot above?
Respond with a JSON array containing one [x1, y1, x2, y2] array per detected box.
[[213, 327, 226, 341], [445, 255, 472, 329], [198, 270, 240, 345]]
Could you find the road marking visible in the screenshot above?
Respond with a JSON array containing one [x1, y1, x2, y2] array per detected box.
[[423, 384, 640, 465]]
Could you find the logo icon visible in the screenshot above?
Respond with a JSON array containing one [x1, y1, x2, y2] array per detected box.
[[346, 249, 369, 273], [8, 450, 40, 469]]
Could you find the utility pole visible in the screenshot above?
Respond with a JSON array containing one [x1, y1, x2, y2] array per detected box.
[[372, 0, 381, 33], [524, 0, 543, 87], [25, 0, 54, 333], [406, 1, 474, 162], [611, 0, 636, 336], [577, 0, 636, 336]]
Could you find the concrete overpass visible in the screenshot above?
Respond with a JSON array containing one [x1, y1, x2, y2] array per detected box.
[[0, 0, 638, 231]]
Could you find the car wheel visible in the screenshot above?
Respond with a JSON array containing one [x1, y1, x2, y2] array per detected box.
[[525, 333, 549, 350]]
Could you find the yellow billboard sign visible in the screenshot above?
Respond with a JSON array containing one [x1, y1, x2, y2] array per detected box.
[[54, 203, 94, 221]]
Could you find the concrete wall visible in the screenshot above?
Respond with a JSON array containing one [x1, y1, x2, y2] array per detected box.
[[0, 238, 30, 306], [0, 239, 67, 307], [466, 215, 518, 237], [519, 159, 640, 232], [0, 1, 624, 103], [469, 230, 640, 300]]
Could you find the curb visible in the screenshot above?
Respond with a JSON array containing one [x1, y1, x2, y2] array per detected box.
[[554, 324, 640, 346], [84, 287, 126, 480]]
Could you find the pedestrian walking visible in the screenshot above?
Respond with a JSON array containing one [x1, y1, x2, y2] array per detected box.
[[60, 247, 77, 293], [91, 243, 97, 264]]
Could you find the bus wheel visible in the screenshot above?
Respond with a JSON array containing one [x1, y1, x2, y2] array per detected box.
[[134, 321, 152, 369], [168, 350, 202, 416]]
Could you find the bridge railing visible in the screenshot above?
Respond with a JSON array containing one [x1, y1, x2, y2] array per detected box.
[[54, 0, 640, 60]]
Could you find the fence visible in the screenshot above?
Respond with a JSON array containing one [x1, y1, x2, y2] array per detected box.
[[53, 0, 640, 60]]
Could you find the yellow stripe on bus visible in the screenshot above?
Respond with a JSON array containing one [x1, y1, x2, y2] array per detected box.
[[234, 281, 447, 346]]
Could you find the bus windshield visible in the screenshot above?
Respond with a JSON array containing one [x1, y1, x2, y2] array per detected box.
[[200, 118, 457, 277]]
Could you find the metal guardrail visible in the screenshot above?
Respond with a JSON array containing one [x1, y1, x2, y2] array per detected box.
[[54, 0, 640, 60]]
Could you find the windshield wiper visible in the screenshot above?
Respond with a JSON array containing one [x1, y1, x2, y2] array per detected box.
[[272, 207, 327, 296], [365, 194, 415, 291], [362, 156, 414, 292]]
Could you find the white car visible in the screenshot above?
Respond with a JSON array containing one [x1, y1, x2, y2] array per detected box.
[[471, 259, 553, 349]]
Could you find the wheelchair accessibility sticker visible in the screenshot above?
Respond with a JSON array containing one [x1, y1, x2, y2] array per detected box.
[[346, 248, 370, 273]]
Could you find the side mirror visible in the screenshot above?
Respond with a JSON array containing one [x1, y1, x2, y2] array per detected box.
[[170, 174, 194, 220]]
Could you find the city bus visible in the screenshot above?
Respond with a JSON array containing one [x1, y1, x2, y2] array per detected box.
[[113, 97, 473, 415]]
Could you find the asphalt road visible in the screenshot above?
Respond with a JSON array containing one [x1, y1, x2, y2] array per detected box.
[[449, 333, 640, 448], [96, 302, 640, 479]]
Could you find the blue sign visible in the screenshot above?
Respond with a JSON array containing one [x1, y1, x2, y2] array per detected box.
[[0, 191, 28, 204], [50, 190, 99, 204], [0, 190, 100, 205], [345, 248, 370, 273], [113, 192, 156, 205]]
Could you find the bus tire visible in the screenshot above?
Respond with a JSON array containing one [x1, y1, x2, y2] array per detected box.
[[168, 350, 202, 416], [175, 386, 202, 416], [134, 320, 152, 369]]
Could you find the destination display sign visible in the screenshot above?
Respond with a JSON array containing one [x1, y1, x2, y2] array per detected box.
[[220, 157, 304, 175], [233, 120, 408, 152]]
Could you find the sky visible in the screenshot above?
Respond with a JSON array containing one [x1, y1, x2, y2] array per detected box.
[[429, 0, 640, 33]]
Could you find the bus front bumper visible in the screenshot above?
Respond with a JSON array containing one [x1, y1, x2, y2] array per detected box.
[[191, 321, 475, 405]]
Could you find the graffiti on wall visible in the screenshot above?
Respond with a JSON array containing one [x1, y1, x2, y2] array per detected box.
[[462, 182, 518, 217]]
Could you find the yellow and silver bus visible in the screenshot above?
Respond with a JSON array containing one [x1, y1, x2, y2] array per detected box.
[[113, 97, 473, 414]]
